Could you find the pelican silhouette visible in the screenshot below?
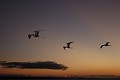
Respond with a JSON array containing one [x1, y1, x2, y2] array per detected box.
[[100, 42, 111, 49], [63, 42, 74, 50], [28, 30, 44, 39]]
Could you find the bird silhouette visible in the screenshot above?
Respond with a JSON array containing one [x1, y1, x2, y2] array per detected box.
[[63, 42, 74, 50], [28, 30, 44, 39], [100, 42, 111, 49]]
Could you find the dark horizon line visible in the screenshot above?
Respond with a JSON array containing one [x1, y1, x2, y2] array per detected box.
[[1, 74, 120, 79]]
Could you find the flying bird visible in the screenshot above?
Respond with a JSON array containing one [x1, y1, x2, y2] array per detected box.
[[28, 30, 44, 39], [63, 42, 74, 50], [100, 42, 111, 49]]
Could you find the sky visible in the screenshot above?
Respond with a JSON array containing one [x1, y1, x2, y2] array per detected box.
[[1, 0, 120, 77]]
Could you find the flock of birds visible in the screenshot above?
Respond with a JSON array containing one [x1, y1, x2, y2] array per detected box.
[[28, 30, 112, 50]]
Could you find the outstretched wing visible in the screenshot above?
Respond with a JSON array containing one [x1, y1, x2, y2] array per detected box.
[[34, 30, 44, 35], [106, 42, 110, 45], [67, 42, 74, 47], [34, 30, 39, 35], [100, 45, 104, 49]]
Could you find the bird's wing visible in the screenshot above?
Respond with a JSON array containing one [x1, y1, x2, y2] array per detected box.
[[67, 42, 74, 44], [68, 42, 74, 44], [67, 42, 74, 47], [100, 45, 104, 49], [106, 42, 110, 45], [34, 30, 39, 35], [67, 42, 74, 45], [67, 43, 70, 47]]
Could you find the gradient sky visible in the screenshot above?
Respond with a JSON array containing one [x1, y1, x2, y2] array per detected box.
[[1, 0, 120, 76]]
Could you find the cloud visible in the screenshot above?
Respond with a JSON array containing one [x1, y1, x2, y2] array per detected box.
[[0, 61, 68, 70]]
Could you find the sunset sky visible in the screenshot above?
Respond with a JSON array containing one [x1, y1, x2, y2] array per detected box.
[[1, 0, 120, 77]]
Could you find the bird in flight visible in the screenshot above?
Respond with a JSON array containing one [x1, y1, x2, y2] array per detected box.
[[28, 30, 44, 39], [100, 42, 111, 49], [63, 42, 74, 50]]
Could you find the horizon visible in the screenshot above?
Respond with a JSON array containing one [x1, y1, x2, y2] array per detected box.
[[1, 74, 120, 77]]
